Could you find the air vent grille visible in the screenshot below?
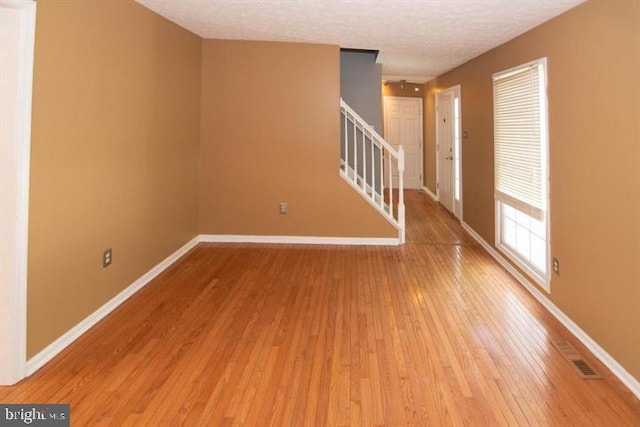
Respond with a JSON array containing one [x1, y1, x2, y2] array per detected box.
[[551, 339, 602, 379]]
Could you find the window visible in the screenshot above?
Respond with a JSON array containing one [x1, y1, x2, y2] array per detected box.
[[493, 58, 550, 291]]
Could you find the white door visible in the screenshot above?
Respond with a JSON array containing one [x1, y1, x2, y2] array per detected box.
[[383, 97, 423, 189], [436, 86, 462, 218], [437, 92, 454, 213]]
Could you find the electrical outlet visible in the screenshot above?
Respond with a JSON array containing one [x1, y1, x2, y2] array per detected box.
[[279, 202, 288, 214], [102, 248, 112, 269], [552, 257, 560, 275]]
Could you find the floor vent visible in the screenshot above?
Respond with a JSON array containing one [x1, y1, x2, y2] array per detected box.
[[551, 339, 602, 379]]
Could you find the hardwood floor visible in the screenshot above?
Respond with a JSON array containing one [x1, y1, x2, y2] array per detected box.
[[2, 190, 639, 426]]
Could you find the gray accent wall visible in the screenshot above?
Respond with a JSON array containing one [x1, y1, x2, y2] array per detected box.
[[340, 50, 382, 133]]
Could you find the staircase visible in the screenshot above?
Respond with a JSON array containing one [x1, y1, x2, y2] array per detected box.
[[340, 98, 405, 244]]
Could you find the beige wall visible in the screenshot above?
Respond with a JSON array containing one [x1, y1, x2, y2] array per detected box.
[[425, 0, 640, 380], [28, 1, 202, 357], [199, 40, 397, 238], [382, 82, 424, 99]]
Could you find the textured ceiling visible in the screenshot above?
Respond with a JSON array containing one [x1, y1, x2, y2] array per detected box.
[[135, 0, 586, 81]]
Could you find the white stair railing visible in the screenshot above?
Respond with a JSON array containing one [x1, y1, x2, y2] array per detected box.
[[340, 98, 405, 244]]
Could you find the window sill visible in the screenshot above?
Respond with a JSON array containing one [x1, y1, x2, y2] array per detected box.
[[496, 243, 550, 293]]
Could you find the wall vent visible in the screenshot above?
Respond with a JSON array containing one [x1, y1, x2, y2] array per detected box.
[[552, 339, 602, 379]]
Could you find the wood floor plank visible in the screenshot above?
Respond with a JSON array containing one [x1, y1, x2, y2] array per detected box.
[[1, 190, 639, 426]]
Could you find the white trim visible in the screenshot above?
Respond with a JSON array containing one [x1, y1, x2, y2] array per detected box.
[[199, 234, 400, 246], [0, 0, 34, 8], [0, 0, 36, 386], [26, 236, 199, 376], [422, 186, 438, 201], [462, 221, 640, 400]]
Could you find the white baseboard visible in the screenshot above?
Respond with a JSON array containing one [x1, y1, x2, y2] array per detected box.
[[199, 234, 400, 246], [24, 231, 399, 376], [26, 226, 639, 400], [422, 186, 438, 201], [461, 221, 640, 399], [26, 236, 200, 376]]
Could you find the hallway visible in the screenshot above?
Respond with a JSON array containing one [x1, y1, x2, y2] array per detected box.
[[1, 191, 639, 425], [403, 190, 474, 245]]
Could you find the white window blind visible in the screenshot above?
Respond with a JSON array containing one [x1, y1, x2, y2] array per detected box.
[[493, 60, 547, 220]]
